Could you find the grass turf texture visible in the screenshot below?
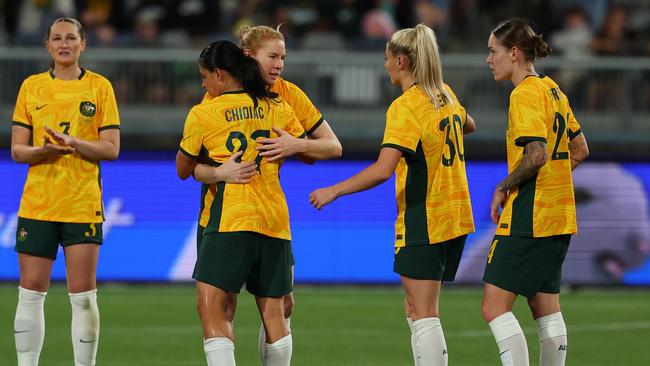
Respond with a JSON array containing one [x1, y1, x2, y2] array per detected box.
[[1, 284, 649, 365]]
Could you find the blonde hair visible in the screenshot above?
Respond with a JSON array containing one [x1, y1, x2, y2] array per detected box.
[[388, 24, 451, 109], [236, 25, 284, 52]]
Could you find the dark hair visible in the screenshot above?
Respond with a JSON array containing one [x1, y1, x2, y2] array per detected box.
[[492, 18, 551, 61], [199, 40, 277, 107], [46, 17, 86, 42]]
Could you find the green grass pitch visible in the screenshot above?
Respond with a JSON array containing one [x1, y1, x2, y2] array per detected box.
[[1, 284, 649, 365]]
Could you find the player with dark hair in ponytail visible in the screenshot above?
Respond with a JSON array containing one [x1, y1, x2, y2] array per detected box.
[[483, 18, 589, 366], [176, 40, 305, 366]]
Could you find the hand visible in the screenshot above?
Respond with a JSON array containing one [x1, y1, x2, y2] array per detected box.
[[42, 136, 74, 156], [490, 188, 508, 224], [45, 126, 76, 147], [309, 186, 338, 210], [256, 126, 304, 162], [217, 151, 257, 184]]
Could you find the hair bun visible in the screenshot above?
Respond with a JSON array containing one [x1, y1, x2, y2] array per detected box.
[[533, 34, 551, 58]]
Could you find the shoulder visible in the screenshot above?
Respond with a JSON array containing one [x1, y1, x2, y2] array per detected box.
[[21, 71, 50, 88], [85, 70, 113, 87], [273, 78, 309, 99], [510, 78, 545, 103]]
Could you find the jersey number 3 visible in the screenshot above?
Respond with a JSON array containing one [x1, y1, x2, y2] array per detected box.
[[439, 114, 464, 166]]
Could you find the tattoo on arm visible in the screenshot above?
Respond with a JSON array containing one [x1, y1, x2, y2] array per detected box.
[[497, 141, 547, 192]]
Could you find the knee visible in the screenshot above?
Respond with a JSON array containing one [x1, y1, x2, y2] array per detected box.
[[283, 293, 294, 318], [20, 278, 49, 293], [481, 301, 501, 323]]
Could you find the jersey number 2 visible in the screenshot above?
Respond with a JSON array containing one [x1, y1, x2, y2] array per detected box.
[[551, 112, 569, 161], [225, 129, 270, 172]]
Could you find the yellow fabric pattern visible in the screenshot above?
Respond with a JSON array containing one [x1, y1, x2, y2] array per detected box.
[[181, 92, 304, 240], [201, 77, 322, 133], [12, 69, 120, 223], [381, 85, 474, 247], [496, 75, 581, 237]]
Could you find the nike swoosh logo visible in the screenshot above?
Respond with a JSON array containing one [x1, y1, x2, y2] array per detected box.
[[14, 330, 29, 334], [36, 104, 47, 110], [80, 339, 96, 343]]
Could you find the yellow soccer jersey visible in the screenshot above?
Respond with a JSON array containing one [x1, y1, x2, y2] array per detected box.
[[495, 75, 582, 237], [381, 84, 475, 248], [201, 77, 323, 134], [180, 91, 305, 240], [12, 69, 120, 223]]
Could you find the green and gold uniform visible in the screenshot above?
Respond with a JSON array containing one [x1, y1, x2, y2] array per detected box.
[[180, 91, 304, 295], [13, 69, 119, 258], [484, 75, 582, 298], [382, 84, 475, 280]]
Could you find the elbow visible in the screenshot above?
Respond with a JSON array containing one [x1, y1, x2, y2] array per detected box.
[[378, 168, 394, 182], [105, 149, 120, 161], [533, 150, 548, 169], [11, 148, 21, 163], [333, 143, 343, 158], [176, 166, 192, 180]]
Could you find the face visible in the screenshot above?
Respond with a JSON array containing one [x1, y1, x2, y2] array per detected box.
[[384, 45, 401, 85], [46, 21, 86, 67], [199, 65, 222, 97], [248, 38, 286, 85], [486, 33, 514, 81]]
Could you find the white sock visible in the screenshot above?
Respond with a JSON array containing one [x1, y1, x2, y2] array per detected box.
[[537, 312, 567, 366], [204, 337, 235, 366], [15, 287, 47, 366], [406, 317, 417, 365], [259, 318, 290, 366], [69, 289, 100, 366], [489, 312, 529, 366], [412, 317, 448, 366], [264, 334, 292, 366]]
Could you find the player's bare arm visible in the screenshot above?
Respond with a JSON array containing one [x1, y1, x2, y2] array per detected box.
[[11, 125, 74, 164], [497, 140, 548, 192], [568, 133, 589, 170], [257, 122, 342, 162], [192, 151, 257, 184], [45, 126, 120, 161], [309, 147, 400, 210], [463, 114, 477, 134], [490, 140, 547, 223]]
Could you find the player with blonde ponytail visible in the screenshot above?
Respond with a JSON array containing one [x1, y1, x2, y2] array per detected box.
[[310, 24, 476, 365]]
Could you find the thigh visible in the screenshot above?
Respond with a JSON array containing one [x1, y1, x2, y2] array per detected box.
[[246, 234, 292, 297], [15, 217, 60, 259], [193, 232, 256, 293], [64, 244, 100, 293]]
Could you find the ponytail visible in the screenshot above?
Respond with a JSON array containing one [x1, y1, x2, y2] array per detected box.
[[388, 24, 451, 109]]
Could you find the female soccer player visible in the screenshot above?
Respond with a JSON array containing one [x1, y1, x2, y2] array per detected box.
[[310, 24, 476, 365], [11, 17, 120, 366], [176, 40, 304, 366], [482, 18, 589, 366], [193, 25, 343, 363]]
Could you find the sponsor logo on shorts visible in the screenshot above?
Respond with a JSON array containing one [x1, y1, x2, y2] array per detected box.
[[17, 227, 28, 242]]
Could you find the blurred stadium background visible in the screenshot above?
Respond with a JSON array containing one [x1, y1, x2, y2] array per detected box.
[[1, 0, 650, 365]]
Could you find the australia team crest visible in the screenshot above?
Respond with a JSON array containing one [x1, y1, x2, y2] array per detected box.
[[79, 101, 96, 117]]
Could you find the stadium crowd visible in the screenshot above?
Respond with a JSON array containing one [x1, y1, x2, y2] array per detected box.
[[2, 0, 650, 55]]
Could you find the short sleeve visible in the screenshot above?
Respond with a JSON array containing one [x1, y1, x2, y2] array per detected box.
[[509, 89, 547, 147], [98, 79, 120, 131], [12, 80, 31, 130], [280, 101, 306, 138], [179, 109, 203, 160], [381, 100, 421, 155], [278, 80, 323, 135], [566, 104, 582, 139]]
